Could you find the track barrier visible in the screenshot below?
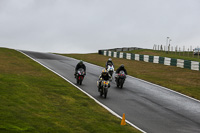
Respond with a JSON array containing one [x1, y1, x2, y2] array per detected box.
[[98, 50, 200, 71]]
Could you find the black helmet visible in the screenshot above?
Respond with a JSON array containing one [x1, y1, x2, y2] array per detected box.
[[121, 64, 124, 68], [79, 60, 83, 65]]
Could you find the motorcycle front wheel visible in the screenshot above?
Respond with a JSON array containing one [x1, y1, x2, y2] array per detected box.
[[104, 88, 108, 98], [100, 91, 103, 96], [120, 83, 123, 88], [100, 88, 103, 96], [79, 79, 82, 85]]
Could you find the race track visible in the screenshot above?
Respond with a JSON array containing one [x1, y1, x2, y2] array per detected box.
[[20, 50, 200, 133]]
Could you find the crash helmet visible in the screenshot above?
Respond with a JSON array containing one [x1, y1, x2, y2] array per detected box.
[[102, 69, 107, 76], [121, 64, 124, 68], [79, 60, 83, 65], [108, 58, 112, 61]]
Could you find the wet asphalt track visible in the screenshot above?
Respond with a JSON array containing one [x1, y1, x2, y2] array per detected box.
[[20, 50, 200, 133]]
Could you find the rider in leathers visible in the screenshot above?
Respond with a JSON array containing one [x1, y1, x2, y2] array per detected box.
[[74, 60, 86, 77], [98, 69, 112, 91], [106, 58, 114, 69], [115, 64, 127, 81], [115, 64, 127, 75]]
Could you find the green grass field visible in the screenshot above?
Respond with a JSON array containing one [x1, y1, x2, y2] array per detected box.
[[125, 49, 200, 62], [62, 53, 200, 100], [0, 48, 140, 133]]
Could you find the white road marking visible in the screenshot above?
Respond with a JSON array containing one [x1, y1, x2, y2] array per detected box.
[[17, 50, 146, 133]]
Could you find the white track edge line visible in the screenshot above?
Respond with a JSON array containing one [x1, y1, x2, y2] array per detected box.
[[17, 50, 146, 133]]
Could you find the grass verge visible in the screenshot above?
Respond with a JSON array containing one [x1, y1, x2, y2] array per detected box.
[[125, 49, 200, 62], [61, 53, 200, 100], [0, 48, 140, 133]]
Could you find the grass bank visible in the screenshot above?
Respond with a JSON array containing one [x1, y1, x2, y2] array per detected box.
[[0, 48, 140, 133], [62, 53, 200, 100], [125, 49, 200, 62]]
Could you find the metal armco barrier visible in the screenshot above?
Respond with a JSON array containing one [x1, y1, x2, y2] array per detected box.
[[99, 50, 200, 71]]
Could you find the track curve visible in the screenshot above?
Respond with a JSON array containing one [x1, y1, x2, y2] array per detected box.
[[20, 50, 200, 133]]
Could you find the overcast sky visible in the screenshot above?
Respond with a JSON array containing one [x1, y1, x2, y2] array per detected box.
[[0, 0, 200, 53]]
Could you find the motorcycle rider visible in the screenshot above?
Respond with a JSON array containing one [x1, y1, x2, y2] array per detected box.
[[115, 64, 127, 80], [74, 60, 86, 78], [106, 58, 114, 69], [116, 64, 127, 74], [98, 69, 112, 91]]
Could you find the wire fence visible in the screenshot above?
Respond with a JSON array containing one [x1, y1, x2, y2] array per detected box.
[[153, 45, 200, 59]]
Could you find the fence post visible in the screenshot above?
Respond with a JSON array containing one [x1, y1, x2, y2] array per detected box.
[[193, 49, 194, 58]]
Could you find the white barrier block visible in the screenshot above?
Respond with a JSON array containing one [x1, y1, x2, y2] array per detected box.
[[113, 52, 117, 58], [120, 52, 123, 58], [164, 57, 171, 66], [108, 51, 111, 57], [191, 61, 199, 71], [126, 53, 131, 60], [104, 51, 107, 56], [153, 56, 159, 63], [135, 54, 139, 61], [144, 55, 149, 62], [177, 59, 184, 68]]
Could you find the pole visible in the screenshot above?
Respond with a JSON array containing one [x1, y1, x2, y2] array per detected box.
[[193, 49, 194, 58], [166, 37, 169, 53], [175, 46, 176, 55]]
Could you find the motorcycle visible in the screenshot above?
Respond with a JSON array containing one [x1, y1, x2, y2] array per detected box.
[[76, 68, 85, 85], [115, 70, 126, 88], [97, 79, 110, 98], [107, 65, 114, 77]]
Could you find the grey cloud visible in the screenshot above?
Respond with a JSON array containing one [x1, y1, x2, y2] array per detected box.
[[0, 0, 200, 53]]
